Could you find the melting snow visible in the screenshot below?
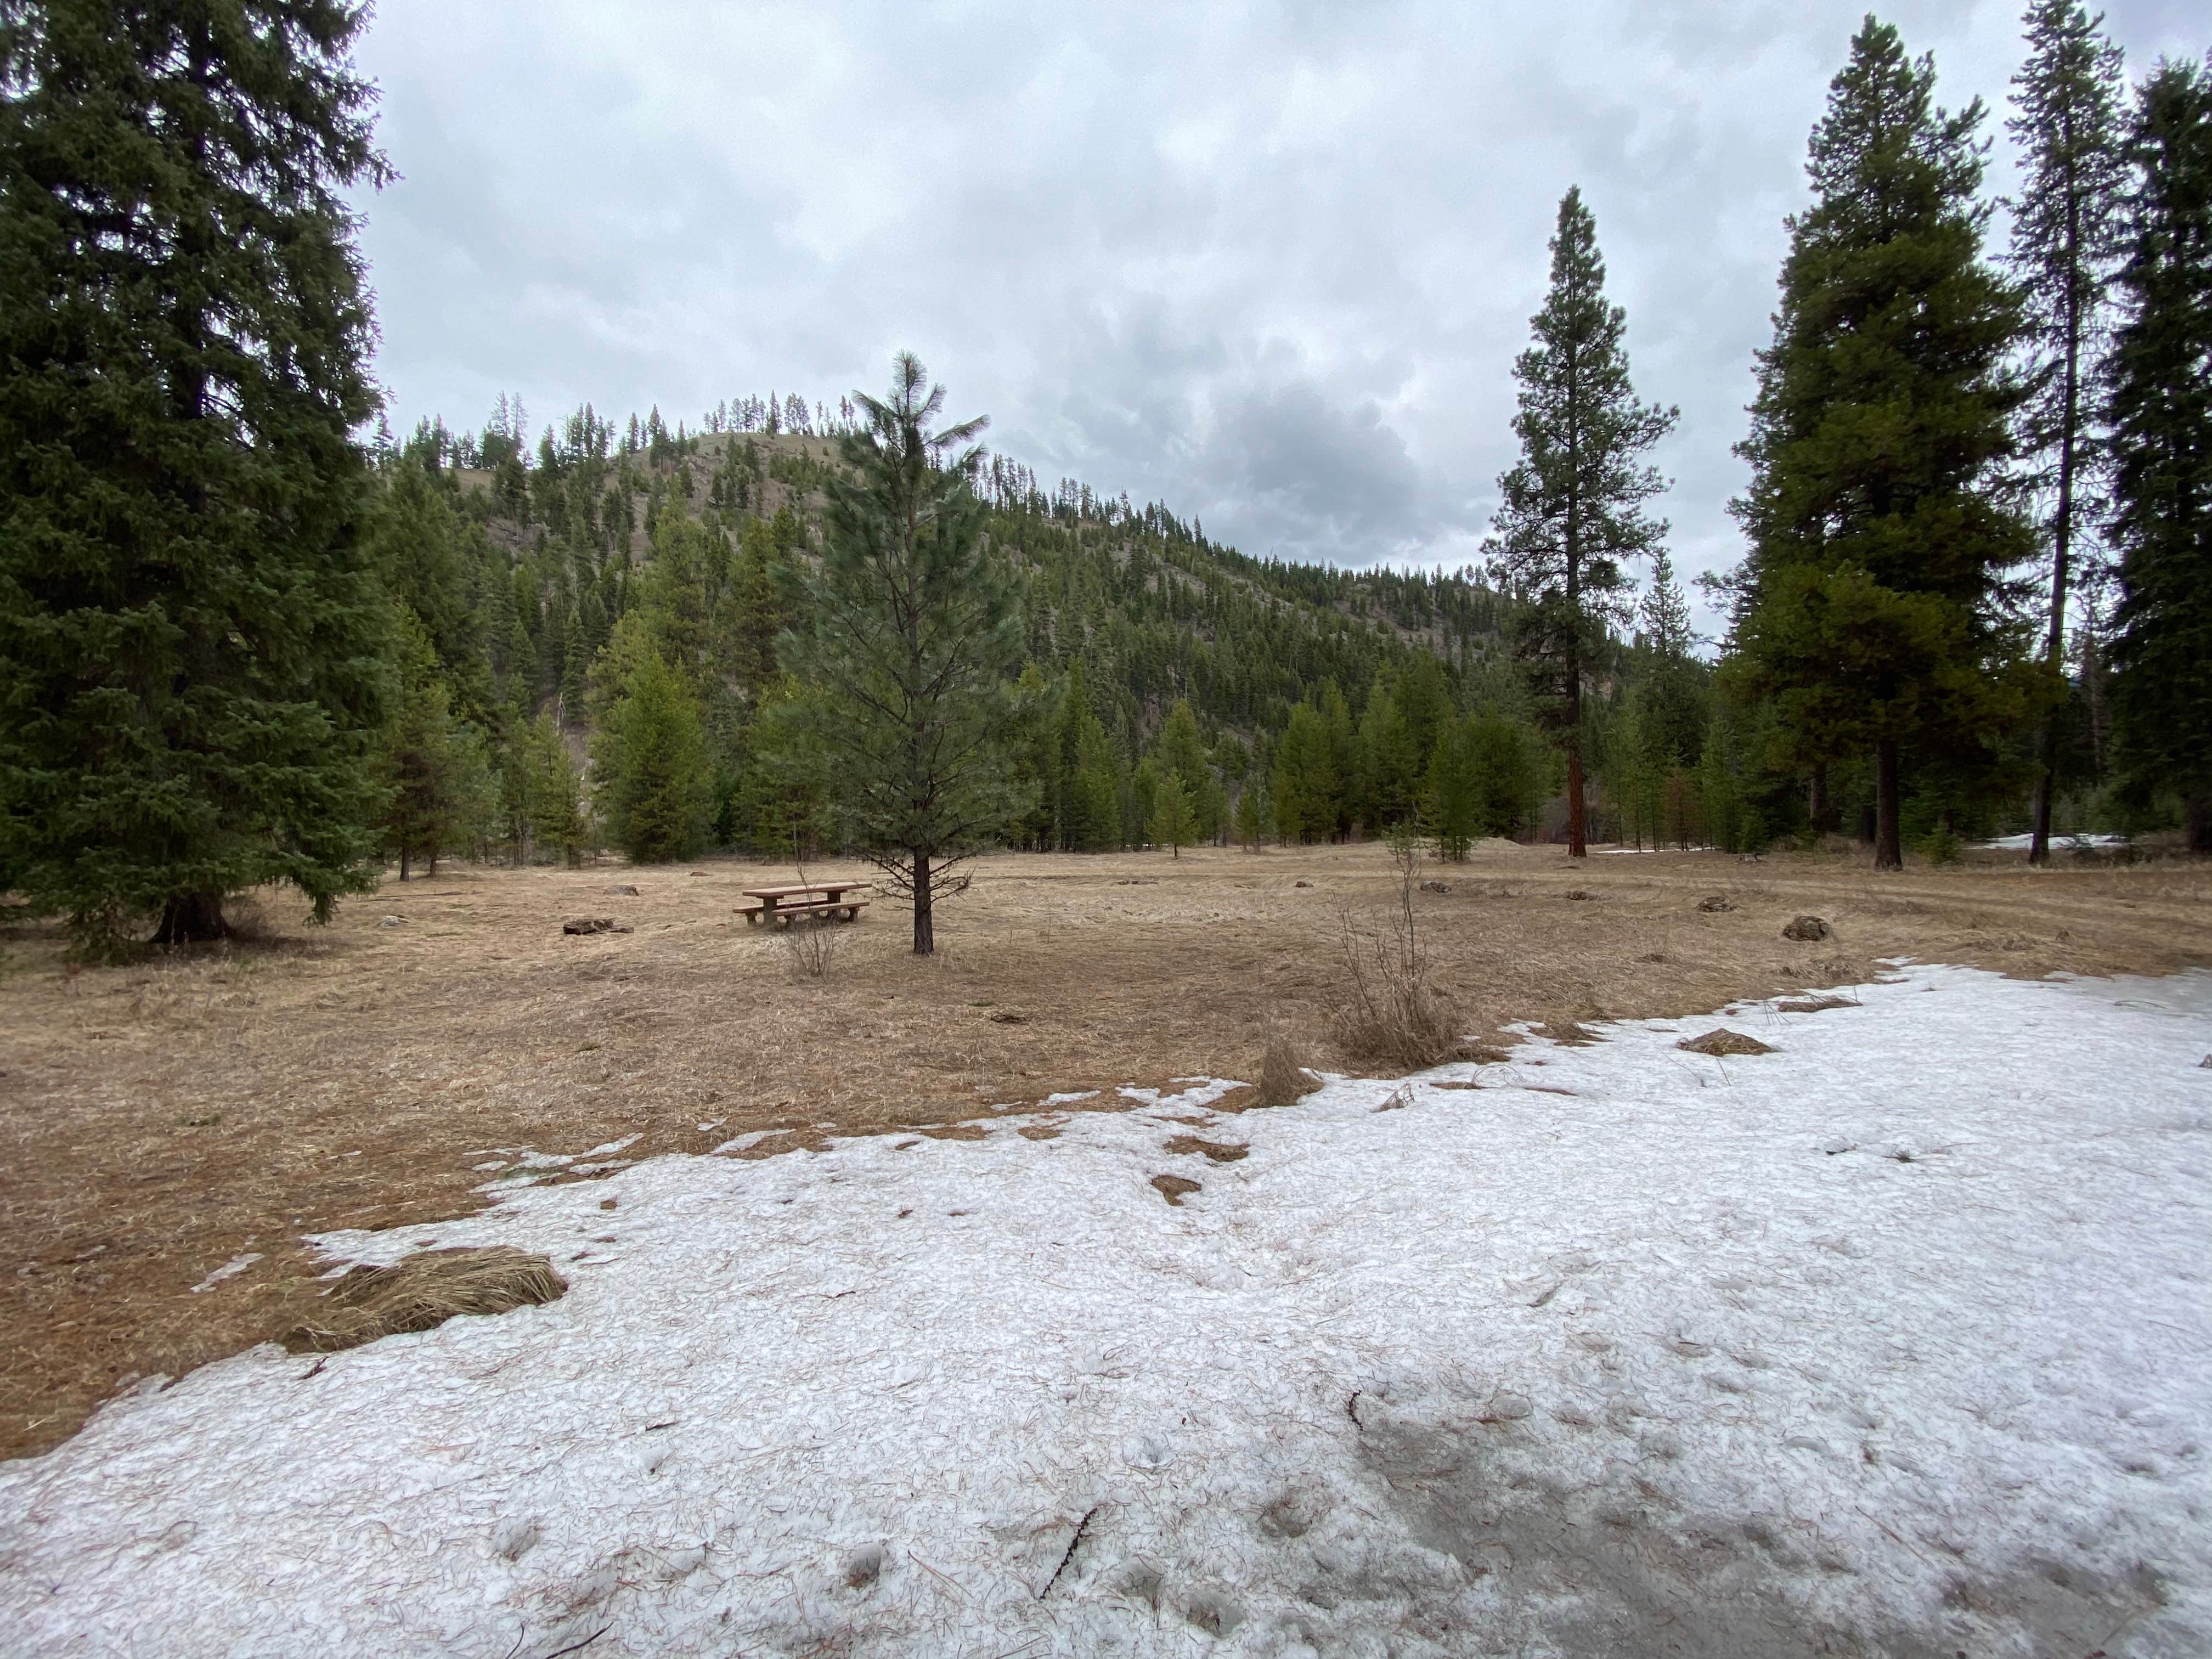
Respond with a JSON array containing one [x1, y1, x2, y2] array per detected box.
[[185, 1253, 261, 1295], [3, 965, 2208, 1657]]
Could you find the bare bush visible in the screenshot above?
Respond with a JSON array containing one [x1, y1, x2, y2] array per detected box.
[[1328, 836, 1460, 1068], [1258, 1026, 1325, 1107], [783, 914, 843, 980]]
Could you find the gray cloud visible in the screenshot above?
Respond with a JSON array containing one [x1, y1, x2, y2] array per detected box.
[[353, 1, 2209, 628]]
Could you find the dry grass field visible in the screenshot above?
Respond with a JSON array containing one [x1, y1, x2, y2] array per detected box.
[[3, 838, 2208, 1462]]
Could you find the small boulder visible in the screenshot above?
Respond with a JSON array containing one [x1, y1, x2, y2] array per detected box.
[[1293, 879, 1313, 888], [1563, 889, 1594, 901], [1696, 895, 1734, 913], [1419, 879, 1452, 894], [605, 883, 640, 896], [1782, 915, 1831, 943], [1678, 1029, 1775, 1057], [378, 915, 405, 928], [2200, 1054, 2211, 1069], [563, 917, 616, 935]]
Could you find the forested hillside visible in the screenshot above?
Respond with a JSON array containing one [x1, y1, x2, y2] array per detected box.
[[361, 396, 1747, 872], [8, 0, 2203, 958]]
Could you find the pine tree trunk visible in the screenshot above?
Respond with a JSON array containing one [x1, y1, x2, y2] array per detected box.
[[1874, 740, 1904, 872], [2189, 796, 2211, 857], [399, 846, 410, 881], [154, 890, 227, 945], [1808, 764, 1831, 838], [2031, 208, 2088, 870], [1565, 748, 1587, 857], [911, 849, 934, 956], [2028, 734, 2056, 867]]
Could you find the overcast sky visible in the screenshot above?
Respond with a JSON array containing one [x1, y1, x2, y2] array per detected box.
[[353, 1, 2208, 623]]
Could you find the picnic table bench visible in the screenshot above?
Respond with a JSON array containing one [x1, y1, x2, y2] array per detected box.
[[734, 882, 871, 928]]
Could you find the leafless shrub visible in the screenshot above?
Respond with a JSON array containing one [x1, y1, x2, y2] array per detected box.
[[1329, 838, 1460, 1068], [1258, 1026, 1325, 1107], [783, 913, 842, 980]]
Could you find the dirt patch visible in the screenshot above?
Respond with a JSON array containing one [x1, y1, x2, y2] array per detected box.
[[1150, 1174, 1203, 1206], [1776, 995, 1858, 1014], [2, 840, 2207, 1458], [1679, 1029, 1778, 1056], [1165, 1135, 1249, 1163]]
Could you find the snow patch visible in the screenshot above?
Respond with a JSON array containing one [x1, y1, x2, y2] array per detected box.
[[5, 966, 2208, 1658]]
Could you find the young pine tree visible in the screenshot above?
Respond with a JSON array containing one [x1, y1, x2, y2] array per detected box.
[[1234, 783, 1267, 851], [777, 355, 1029, 953], [522, 713, 590, 867], [379, 612, 478, 881], [0, 1, 393, 949], [591, 650, 711, 864], [1726, 19, 2035, 870], [2009, 0, 2129, 862], [2105, 58, 2212, 850], [1427, 716, 1485, 861], [1486, 188, 1678, 858], [1149, 773, 1197, 859]]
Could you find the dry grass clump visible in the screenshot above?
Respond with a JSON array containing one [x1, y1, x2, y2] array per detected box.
[[282, 1246, 566, 1353], [1677, 1029, 1776, 1057], [1258, 1027, 1326, 1107]]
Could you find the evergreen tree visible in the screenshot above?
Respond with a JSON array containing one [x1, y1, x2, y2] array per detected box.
[[1272, 702, 1340, 843], [1052, 663, 1121, 851], [777, 355, 1029, 952], [521, 712, 589, 866], [1234, 782, 1267, 850], [2105, 58, 2212, 850], [744, 676, 838, 860], [591, 648, 710, 862], [2010, 0, 2129, 862], [1152, 698, 1225, 840], [1353, 671, 1419, 832], [1149, 772, 1196, 858], [365, 458, 493, 724], [1427, 716, 1484, 860], [377, 612, 477, 880], [0, 0, 393, 949], [1468, 709, 1546, 838], [1636, 549, 1707, 772], [1725, 19, 2035, 870], [1486, 187, 1678, 859]]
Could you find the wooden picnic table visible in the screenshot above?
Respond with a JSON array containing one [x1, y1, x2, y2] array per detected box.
[[735, 882, 872, 927]]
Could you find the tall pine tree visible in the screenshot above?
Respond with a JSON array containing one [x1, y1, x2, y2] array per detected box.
[[2105, 58, 2212, 850], [1726, 19, 2034, 870], [1486, 187, 1677, 858], [2009, 0, 2128, 862], [0, 1, 393, 948], [777, 355, 1029, 953]]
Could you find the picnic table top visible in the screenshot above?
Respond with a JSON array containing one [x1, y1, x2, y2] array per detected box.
[[741, 881, 872, 900]]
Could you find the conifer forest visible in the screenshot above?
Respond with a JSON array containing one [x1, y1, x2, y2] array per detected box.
[[3, 4, 2209, 956]]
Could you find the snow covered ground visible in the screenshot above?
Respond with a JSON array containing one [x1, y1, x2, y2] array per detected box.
[[4, 964, 2208, 1658], [1976, 832, 2132, 853]]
